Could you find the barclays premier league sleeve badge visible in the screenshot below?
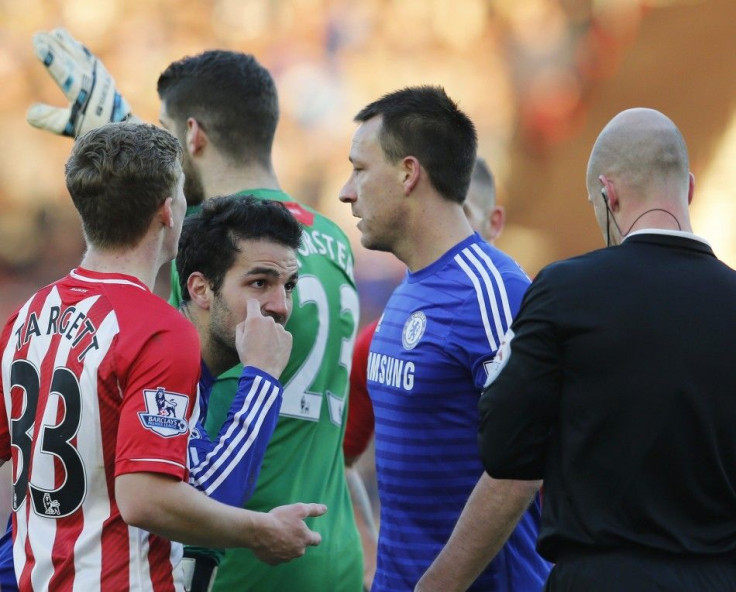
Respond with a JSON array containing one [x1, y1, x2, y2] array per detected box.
[[483, 328, 514, 387], [138, 387, 190, 437]]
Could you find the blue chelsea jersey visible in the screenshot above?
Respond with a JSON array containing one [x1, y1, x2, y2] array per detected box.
[[368, 233, 550, 592]]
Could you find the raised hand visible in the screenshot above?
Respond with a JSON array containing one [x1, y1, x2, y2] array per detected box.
[[27, 28, 135, 137], [251, 502, 327, 565], [236, 298, 293, 379]]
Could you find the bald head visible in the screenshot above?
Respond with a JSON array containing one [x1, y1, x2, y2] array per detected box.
[[464, 157, 505, 243], [587, 108, 693, 243], [587, 108, 690, 202]]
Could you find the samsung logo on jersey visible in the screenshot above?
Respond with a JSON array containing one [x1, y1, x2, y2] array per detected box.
[[367, 352, 415, 391]]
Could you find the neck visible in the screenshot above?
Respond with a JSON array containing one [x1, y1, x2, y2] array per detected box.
[[80, 243, 168, 291], [201, 158, 280, 198], [180, 303, 237, 377], [396, 201, 474, 271], [620, 206, 692, 237]]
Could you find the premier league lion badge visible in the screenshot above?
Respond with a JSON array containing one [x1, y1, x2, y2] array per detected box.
[[402, 311, 427, 350], [483, 328, 514, 387], [138, 387, 189, 437]]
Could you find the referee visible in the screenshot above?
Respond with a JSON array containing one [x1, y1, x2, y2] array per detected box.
[[478, 108, 736, 590]]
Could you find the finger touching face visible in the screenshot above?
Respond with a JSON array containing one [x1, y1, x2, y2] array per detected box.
[[218, 238, 299, 328]]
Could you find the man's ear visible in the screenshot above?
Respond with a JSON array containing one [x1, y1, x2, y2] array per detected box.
[[599, 174, 619, 211], [186, 272, 212, 310], [400, 156, 421, 195], [185, 117, 208, 157], [487, 206, 506, 241], [159, 196, 174, 228]]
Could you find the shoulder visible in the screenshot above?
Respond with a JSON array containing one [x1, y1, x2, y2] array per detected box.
[[0, 279, 70, 351], [279, 195, 352, 243], [106, 288, 198, 352], [106, 285, 182, 319], [451, 239, 529, 282], [519, 248, 614, 317], [0, 293, 37, 354], [448, 240, 530, 309], [288, 205, 356, 285], [535, 246, 610, 285], [309, 209, 353, 246]]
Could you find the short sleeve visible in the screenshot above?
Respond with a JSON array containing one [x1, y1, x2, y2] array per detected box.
[[478, 270, 563, 480], [115, 321, 201, 481], [451, 268, 530, 392]]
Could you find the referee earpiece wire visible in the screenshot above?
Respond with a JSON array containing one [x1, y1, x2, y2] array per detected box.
[[600, 189, 681, 246]]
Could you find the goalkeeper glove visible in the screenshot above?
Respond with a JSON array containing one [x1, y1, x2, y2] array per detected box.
[[26, 28, 136, 138]]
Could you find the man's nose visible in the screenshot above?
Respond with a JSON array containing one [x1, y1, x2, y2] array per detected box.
[[339, 176, 356, 203]]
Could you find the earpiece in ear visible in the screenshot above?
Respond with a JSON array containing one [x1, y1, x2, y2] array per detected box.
[[600, 188, 608, 203]]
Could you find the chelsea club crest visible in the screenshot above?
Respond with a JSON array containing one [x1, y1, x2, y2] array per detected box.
[[402, 311, 427, 350]]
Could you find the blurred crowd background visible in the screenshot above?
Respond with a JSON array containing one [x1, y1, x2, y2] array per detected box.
[[3, 0, 736, 324], [1, 0, 735, 520]]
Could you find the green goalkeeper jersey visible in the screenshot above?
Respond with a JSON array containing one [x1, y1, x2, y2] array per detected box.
[[171, 189, 363, 591]]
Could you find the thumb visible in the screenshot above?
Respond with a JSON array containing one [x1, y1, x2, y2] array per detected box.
[[307, 529, 322, 547], [26, 103, 74, 136], [246, 298, 263, 319], [235, 319, 246, 343]]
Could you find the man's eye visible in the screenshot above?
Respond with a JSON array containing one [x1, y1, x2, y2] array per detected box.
[[285, 281, 297, 292]]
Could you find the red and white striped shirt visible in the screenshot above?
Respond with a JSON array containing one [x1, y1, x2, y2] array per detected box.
[[0, 268, 200, 591]]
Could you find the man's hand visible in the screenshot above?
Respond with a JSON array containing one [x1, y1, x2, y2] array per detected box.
[[27, 28, 135, 137], [236, 298, 293, 378], [251, 502, 327, 565]]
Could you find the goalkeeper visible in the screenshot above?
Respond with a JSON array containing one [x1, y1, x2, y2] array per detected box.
[[19, 28, 367, 592]]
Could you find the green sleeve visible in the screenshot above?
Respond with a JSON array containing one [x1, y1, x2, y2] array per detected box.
[[169, 261, 182, 307], [170, 203, 202, 306]]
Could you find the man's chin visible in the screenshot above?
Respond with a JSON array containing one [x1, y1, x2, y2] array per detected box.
[[360, 235, 390, 253]]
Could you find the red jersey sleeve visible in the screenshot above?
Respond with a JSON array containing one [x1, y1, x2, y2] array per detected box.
[[343, 319, 378, 460], [115, 314, 200, 481]]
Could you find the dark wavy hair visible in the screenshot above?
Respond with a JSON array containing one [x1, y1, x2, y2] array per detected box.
[[176, 194, 302, 301]]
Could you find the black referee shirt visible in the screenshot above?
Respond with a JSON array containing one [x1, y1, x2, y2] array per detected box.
[[479, 232, 736, 562]]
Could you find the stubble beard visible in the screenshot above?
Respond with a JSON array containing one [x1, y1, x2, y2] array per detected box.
[[208, 296, 240, 371], [360, 225, 393, 254], [182, 156, 207, 207]]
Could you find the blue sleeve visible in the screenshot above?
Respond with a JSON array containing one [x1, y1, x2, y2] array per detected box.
[[0, 516, 17, 592], [450, 266, 530, 392], [187, 366, 283, 507]]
